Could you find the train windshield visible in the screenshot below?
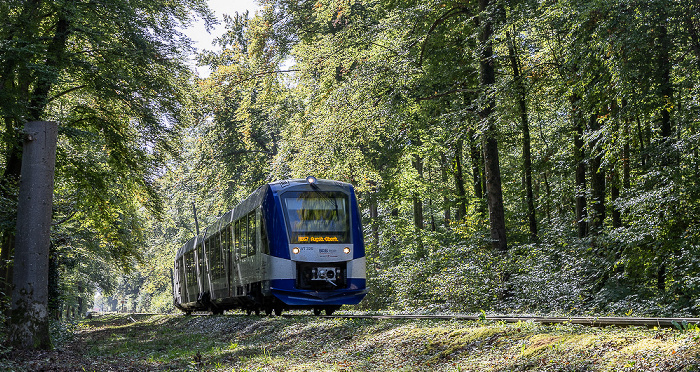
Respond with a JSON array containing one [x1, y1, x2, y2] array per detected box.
[[282, 191, 350, 244]]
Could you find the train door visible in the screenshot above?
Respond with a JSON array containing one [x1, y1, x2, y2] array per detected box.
[[233, 219, 243, 296], [258, 207, 271, 295], [195, 241, 204, 298], [255, 208, 265, 282], [223, 224, 232, 298], [202, 236, 213, 299], [240, 214, 249, 287]]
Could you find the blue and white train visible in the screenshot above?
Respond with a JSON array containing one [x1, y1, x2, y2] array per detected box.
[[172, 177, 367, 316]]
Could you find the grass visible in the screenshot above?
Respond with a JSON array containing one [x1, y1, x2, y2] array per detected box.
[[2, 313, 700, 371]]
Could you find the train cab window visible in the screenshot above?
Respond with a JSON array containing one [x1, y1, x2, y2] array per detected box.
[[248, 211, 256, 256], [281, 191, 350, 244]]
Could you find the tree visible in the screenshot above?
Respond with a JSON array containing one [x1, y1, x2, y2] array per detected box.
[[0, 0, 212, 348], [8, 121, 58, 349]]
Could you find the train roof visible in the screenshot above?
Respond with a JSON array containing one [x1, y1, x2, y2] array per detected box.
[[267, 177, 351, 190], [175, 178, 355, 259]]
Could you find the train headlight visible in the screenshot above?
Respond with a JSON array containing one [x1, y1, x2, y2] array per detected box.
[[343, 247, 351, 254], [306, 176, 317, 184], [292, 247, 300, 254]]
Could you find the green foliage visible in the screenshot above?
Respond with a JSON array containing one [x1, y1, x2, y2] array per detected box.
[[46, 0, 700, 318], [0, 0, 214, 321]]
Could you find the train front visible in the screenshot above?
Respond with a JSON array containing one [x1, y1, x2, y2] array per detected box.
[[266, 177, 367, 311]]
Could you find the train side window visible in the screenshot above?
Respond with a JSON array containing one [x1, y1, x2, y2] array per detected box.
[[223, 224, 231, 265], [206, 237, 214, 278], [234, 220, 241, 260], [185, 251, 196, 290], [258, 208, 269, 254], [248, 211, 256, 256], [241, 215, 248, 259], [214, 232, 223, 279]]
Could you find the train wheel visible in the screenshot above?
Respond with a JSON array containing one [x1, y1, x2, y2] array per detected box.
[[255, 309, 260, 316], [313, 308, 322, 316], [274, 307, 283, 316], [246, 309, 252, 316], [265, 307, 273, 316], [325, 307, 335, 316]]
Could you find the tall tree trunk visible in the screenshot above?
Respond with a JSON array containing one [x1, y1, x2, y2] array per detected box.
[[656, 20, 673, 293], [478, 0, 507, 253], [440, 153, 451, 226], [1, 119, 22, 319], [412, 154, 425, 257], [636, 117, 646, 168], [369, 199, 378, 252], [658, 24, 672, 141], [687, 14, 700, 72], [507, 30, 537, 243], [469, 137, 484, 200], [8, 121, 58, 350], [611, 170, 621, 228], [589, 115, 605, 234], [542, 169, 552, 223], [453, 140, 468, 220], [0, 234, 14, 321], [571, 95, 588, 238]]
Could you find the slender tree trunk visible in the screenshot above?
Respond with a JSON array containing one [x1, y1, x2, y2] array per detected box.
[[453, 140, 467, 220], [543, 169, 552, 223], [478, 0, 507, 253], [656, 21, 673, 293], [440, 153, 451, 226], [636, 117, 646, 167], [589, 115, 605, 234], [0, 234, 14, 320], [571, 95, 588, 238], [412, 154, 425, 257], [687, 14, 700, 72], [658, 24, 672, 141], [507, 30, 537, 243], [1, 120, 22, 319], [8, 121, 58, 350], [469, 137, 484, 200], [369, 199, 378, 250], [611, 170, 621, 228]]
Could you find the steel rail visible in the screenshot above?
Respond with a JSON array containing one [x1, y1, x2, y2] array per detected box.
[[91, 312, 700, 328], [322, 314, 700, 328]]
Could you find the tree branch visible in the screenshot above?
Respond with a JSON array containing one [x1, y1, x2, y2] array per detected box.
[[416, 7, 472, 66], [416, 88, 477, 102], [52, 211, 76, 226], [48, 85, 86, 103]]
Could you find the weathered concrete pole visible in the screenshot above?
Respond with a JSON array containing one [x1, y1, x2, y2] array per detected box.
[[8, 121, 58, 350]]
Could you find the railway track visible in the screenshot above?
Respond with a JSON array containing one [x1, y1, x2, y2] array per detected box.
[[319, 314, 700, 328], [103, 312, 700, 328]]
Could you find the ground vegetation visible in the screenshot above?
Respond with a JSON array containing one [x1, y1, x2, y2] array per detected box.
[[2, 313, 699, 371]]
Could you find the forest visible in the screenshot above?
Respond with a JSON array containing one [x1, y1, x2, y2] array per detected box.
[[2, 0, 700, 347]]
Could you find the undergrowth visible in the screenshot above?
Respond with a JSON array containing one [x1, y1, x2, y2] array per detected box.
[[4, 314, 700, 371]]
